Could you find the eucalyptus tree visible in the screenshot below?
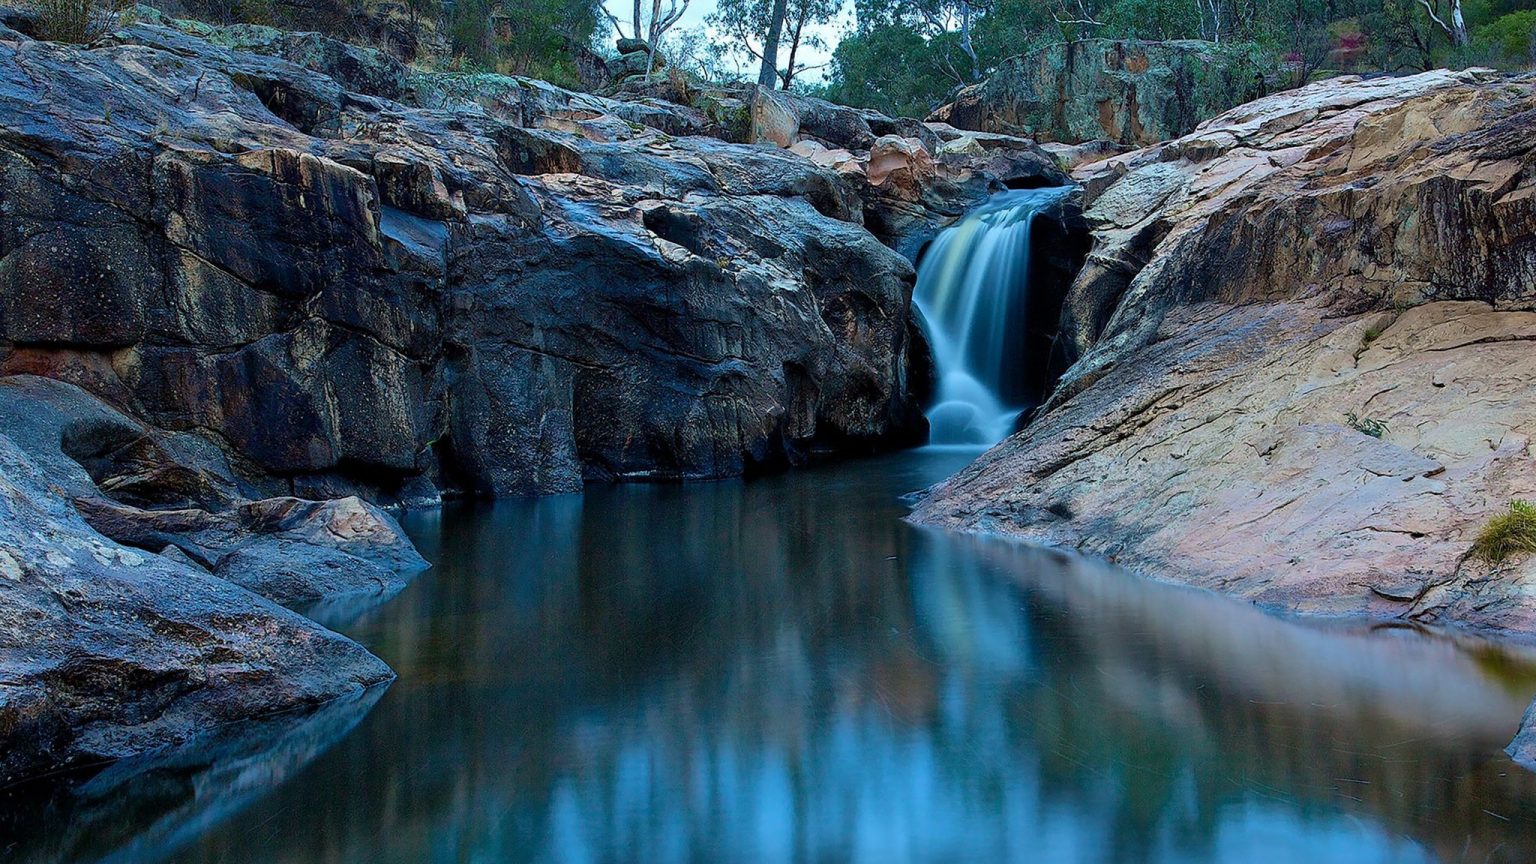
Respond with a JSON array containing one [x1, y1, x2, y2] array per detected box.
[[853, 0, 995, 83], [1414, 0, 1470, 44], [602, 0, 692, 73], [707, 0, 845, 88]]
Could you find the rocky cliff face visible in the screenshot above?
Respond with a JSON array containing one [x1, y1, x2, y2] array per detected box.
[[0, 10, 1065, 504], [0, 10, 1069, 781], [913, 70, 1536, 632], [931, 39, 1271, 147]]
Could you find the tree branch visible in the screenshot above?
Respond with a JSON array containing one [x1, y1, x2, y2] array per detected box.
[[1413, 0, 1454, 38]]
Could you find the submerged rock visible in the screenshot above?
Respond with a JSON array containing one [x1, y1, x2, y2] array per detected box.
[[912, 70, 1536, 631], [3, 684, 385, 863]]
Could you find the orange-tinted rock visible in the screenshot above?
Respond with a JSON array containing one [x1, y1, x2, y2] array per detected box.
[[913, 70, 1536, 633]]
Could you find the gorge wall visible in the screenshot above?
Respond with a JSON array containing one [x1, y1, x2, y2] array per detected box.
[[930, 39, 1272, 147], [0, 9, 1069, 505], [0, 10, 1071, 781]]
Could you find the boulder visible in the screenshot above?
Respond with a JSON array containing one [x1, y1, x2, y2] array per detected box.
[[930, 39, 1272, 146], [911, 70, 1536, 633], [607, 44, 664, 82], [0, 376, 428, 607], [866, 135, 937, 199], [0, 422, 393, 784]]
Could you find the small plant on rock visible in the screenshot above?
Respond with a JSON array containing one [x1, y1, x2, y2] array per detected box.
[[29, 0, 129, 43], [1345, 411, 1389, 439], [1471, 500, 1536, 565]]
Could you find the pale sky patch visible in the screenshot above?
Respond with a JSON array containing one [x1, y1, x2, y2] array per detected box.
[[601, 0, 856, 84]]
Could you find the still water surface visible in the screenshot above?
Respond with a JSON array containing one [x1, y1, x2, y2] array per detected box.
[[11, 449, 1536, 863]]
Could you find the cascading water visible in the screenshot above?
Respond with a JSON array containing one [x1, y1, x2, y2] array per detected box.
[[914, 186, 1072, 446]]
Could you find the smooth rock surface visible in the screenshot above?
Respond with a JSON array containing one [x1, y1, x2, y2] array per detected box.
[[913, 70, 1536, 631]]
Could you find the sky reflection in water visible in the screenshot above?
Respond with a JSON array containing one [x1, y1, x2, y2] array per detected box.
[[12, 448, 1536, 863]]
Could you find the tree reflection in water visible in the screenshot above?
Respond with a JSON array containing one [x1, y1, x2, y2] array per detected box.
[[11, 449, 1536, 863]]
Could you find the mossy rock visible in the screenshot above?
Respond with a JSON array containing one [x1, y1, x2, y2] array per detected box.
[[933, 39, 1276, 146]]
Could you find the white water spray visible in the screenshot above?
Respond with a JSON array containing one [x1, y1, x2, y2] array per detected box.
[[914, 186, 1072, 446]]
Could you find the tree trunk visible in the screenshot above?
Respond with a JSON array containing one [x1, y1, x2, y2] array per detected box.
[[758, 0, 788, 88], [1416, 0, 1469, 47], [959, 0, 979, 81], [1450, 0, 1468, 46], [781, 14, 805, 88], [632, 0, 642, 40], [646, 0, 661, 77]]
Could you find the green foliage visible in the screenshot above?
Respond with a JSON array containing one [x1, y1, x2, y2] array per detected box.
[[442, 0, 599, 85], [970, 0, 1055, 59], [818, 0, 1524, 117], [1473, 9, 1536, 66], [1344, 412, 1389, 439], [447, 0, 492, 65], [1471, 501, 1536, 565], [820, 22, 957, 117], [1100, 0, 1201, 40], [664, 26, 743, 82], [501, 0, 602, 83]]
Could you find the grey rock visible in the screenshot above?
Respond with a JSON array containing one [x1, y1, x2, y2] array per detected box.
[[0, 428, 393, 784], [931, 39, 1272, 146]]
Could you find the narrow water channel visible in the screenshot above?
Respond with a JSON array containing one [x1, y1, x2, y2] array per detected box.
[[10, 449, 1536, 863]]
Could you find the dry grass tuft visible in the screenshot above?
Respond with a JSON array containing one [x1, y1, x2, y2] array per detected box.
[[1471, 500, 1536, 565]]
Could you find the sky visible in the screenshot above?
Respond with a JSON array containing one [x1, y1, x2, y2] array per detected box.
[[600, 0, 856, 83]]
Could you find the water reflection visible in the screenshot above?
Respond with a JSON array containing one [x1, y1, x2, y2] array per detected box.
[[9, 449, 1536, 863], [0, 684, 384, 863]]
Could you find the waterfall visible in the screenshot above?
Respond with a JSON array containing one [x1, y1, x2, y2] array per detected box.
[[914, 186, 1071, 446]]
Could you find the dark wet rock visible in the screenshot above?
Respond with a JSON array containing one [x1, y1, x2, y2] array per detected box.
[[0, 424, 393, 784], [930, 39, 1272, 146], [0, 376, 427, 607], [0, 15, 1062, 500]]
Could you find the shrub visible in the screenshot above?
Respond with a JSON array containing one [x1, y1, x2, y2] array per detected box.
[[1345, 412, 1389, 439], [1471, 500, 1536, 564], [30, 0, 128, 42], [1474, 10, 1536, 68]]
